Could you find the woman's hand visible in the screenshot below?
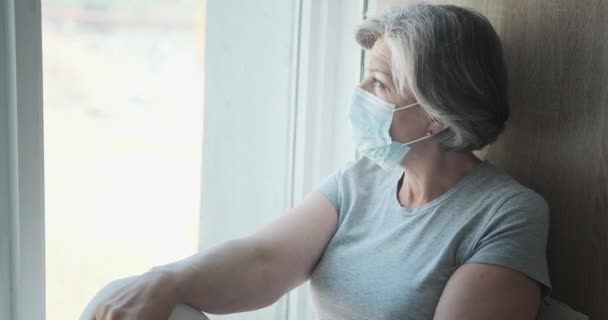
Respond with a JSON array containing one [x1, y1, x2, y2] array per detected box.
[[91, 270, 179, 320]]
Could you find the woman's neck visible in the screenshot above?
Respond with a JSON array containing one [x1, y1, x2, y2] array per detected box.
[[397, 150, 482, 209]]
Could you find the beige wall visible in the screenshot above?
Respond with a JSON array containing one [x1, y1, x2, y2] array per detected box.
[[376, 1, 608, 318]]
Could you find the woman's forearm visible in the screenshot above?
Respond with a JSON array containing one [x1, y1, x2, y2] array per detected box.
[[152, 237, 281, 314], [139, 193, 338, 316]]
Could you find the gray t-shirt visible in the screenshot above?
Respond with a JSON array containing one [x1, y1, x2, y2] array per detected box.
[[310, 157, 551, 320]]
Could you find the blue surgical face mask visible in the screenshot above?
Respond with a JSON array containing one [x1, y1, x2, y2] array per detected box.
[[348, 87, 435, 170]]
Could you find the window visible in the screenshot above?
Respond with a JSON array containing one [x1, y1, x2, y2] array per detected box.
[[2, 0, 362, 319], [42, 1, 205, 319]]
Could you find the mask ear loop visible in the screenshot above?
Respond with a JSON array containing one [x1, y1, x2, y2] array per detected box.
[[394, 102, 418, 111], [402, 125, 450, 146], [402, 131, 435, 146], [394, 103, 448, 146]]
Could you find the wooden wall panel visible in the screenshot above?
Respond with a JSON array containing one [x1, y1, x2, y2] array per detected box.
[[377, 1, 608, 318]]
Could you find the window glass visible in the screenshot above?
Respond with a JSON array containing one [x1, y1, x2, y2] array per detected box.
[[42, 1, 205, 319]]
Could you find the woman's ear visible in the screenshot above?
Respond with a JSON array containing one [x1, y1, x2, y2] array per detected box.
[[426, 118, 448, 135]]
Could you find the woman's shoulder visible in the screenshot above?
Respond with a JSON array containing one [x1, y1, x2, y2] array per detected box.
[[337, 156, 396, 179], [332, 156, 399, 189], [472, 161, 550, 217]]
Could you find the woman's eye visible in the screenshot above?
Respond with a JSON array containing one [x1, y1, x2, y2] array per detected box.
[[372, 78, 385, 89]]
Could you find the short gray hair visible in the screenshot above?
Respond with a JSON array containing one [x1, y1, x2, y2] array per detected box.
[[356, 4, 509, 151]]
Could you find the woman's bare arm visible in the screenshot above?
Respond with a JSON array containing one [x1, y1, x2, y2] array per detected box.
[[93, 191, 337, 319], [433, 263, 541, 320]]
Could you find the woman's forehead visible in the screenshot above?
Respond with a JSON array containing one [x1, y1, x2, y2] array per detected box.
[[365, 39, 392, 75]]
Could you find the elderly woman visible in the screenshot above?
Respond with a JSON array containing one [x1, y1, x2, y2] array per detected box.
[[92, 4, 550, 320]]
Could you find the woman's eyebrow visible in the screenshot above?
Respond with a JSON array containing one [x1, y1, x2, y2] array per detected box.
[[365, 68, 391, 76]]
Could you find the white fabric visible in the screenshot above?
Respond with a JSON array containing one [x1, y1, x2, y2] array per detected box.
[[537, 297, 589, 320], [79, 276, 209, 320], [79, 276, 588, 320]]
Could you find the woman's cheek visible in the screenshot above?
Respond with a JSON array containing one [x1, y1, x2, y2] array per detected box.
[[388, 117, 403, 139]]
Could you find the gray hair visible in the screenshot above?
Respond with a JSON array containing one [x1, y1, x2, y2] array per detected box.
[[356, 4, 509, 151]]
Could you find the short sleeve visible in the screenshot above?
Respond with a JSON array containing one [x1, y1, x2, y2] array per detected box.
[[314, 168, 342, 211], [466, 191, 552, 297]]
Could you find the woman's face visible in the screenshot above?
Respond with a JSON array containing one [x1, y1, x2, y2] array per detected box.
[[358, 38, 435, 145]]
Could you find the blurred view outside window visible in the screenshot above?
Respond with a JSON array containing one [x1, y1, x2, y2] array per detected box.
[[42, 1, 206, 319]]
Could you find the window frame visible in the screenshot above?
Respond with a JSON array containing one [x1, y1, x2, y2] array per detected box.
[[0, 0, 46, 320], [286, 0, 366, 317]]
